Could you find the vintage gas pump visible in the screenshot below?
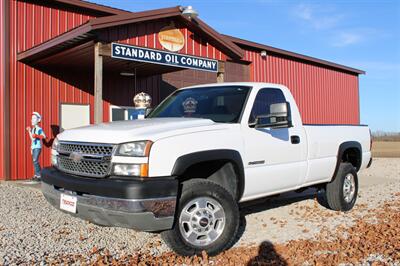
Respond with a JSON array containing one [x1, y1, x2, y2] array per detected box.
[[128, 92, 152, 120]]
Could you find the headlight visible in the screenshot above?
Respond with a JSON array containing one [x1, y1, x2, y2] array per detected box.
[[116, 141, 152, 157], [52, 137, 60, 151], [113, 163, 148, 177], [51, 138, 59, 167], [51, 153, 58, 166]]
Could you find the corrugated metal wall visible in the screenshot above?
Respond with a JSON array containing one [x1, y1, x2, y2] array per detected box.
[[99, 19, 227, 61], [224, 61, 250, 82], [161, 69, 217, 99], [17, 2, 92, 52], [244, 49, 360, 124], [8, 0, 95, 179], [0, 0, 6, 179]]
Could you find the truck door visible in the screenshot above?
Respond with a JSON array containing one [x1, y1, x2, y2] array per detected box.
[[241, 87, 307, 200]]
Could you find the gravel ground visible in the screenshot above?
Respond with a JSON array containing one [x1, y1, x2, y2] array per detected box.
[[0, 158, 399, 265]]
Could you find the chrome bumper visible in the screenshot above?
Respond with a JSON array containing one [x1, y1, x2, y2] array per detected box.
[[41, 182, 176, 231]]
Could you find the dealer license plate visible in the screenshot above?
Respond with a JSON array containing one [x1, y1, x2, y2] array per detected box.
[[60, 193, 77, 213]]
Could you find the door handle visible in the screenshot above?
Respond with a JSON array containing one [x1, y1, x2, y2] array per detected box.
[[291, 135, 300, 144]]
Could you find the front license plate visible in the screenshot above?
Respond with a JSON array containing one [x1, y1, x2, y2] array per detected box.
[[60, 193, 77, 213]]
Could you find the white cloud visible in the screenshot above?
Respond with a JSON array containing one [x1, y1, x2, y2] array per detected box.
[[338, 60, 400, 80], [330, 28, 384, 47], [296, 4, 312, 21], [293, 4, 383, 48], [332, 32, 363, 47], [293, 3, 343, 30]]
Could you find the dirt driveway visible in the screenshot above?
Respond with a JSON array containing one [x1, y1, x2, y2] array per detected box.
[[0, 158, 399, 265]]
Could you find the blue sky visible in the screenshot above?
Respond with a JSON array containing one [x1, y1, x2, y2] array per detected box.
[[90, 0, 400, 132]]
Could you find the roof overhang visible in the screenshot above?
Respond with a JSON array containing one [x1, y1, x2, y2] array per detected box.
[[17, 6, 244, 64], [225, 35, 365, 75], [21, 0, 130, 16], [29, 41, 186, 78]]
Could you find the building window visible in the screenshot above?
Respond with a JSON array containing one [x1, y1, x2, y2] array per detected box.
[[109, 106, 146, 121], [248, 88, 286, 124], [60, 103, 90, 131]]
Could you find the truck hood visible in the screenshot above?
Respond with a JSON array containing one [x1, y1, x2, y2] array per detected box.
[[57, 118, 224, 144]]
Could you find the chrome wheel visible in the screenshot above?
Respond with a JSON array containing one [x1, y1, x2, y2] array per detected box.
[[178, 197, 226, 247], [343, 173, 356, 203]]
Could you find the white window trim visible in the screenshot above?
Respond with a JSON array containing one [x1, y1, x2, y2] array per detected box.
[[109, 105, 144, 122]]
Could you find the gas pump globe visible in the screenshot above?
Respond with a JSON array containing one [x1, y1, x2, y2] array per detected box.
[[129, 92, 152, 120], [134, 92, 152, 108]]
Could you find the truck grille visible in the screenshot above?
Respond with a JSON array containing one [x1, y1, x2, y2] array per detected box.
[[59, 143, 114, 156], [57, 142, 115, 178]]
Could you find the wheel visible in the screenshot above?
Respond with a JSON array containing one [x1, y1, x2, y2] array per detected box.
[[161, 179, 240, 256], [325, 162, 358, 211]]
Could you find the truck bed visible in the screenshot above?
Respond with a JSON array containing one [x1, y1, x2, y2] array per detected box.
[[303, 124, 371, 185]]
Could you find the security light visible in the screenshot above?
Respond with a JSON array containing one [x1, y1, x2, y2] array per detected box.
[[261, 50, 267, 57], [182, 6, 199, 19]]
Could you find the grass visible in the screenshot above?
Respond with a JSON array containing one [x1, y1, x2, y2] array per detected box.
[[372, 141, 400, 158], [372, 133, 400, 142]]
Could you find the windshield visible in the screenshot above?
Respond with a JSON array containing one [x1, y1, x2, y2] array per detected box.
[[148, 86, 251, 123]]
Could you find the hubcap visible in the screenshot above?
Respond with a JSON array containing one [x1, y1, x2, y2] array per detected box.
[[178, 197, 225, 247], [343, 173, 356, 203]]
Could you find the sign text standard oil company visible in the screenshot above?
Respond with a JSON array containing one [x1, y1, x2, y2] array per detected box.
[[111, 43, 218, 72]]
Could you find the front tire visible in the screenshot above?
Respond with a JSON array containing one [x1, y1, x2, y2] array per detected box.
[[161, 179, 240, 256], [325, 163, 358, 211]]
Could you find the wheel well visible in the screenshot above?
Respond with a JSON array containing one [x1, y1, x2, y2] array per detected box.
[[341, 147, 361, 171], [331, 141, 362, 181], [178, 160, 241, 201]]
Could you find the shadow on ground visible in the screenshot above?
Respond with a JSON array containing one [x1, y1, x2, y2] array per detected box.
[[247, 241, 288, 265], [231, 187, 329, 247]]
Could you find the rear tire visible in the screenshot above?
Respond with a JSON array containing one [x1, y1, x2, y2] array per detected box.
[[325, 163, 358, 211], [161, 179, 239, 256]]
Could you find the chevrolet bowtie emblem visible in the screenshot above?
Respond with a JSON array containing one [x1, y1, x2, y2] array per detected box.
[[69, 152, 83, 163]]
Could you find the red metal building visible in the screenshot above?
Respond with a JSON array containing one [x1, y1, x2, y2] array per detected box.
[[0, 0, 364, 180]]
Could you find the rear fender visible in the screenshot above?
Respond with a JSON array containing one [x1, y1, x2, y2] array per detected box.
[[331, 141, 362, 180]]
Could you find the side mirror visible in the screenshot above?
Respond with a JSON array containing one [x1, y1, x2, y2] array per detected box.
[[255, 102, 292, 128]]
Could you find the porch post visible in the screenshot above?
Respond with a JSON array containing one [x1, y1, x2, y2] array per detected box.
[[94, 42, 103, 124], [217, 61, 225, 83]]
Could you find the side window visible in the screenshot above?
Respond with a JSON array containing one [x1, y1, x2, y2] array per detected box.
[[248, 88, 286, 124]]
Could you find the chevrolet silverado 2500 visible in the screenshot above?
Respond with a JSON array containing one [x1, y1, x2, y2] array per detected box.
[[41, 82, 372, 256]]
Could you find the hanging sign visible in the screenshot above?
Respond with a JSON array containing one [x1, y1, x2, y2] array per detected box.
[[158, 25, 185, 52], [111, 43, 218, 73]]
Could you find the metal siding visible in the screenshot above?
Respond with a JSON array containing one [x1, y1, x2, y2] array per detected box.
[[224, 61, 250, 82], [9, 0, 94, 179], [162, 68, 216, 92], [245, 49, 359, 124], [101, 19, 228, 60], [19, 2, 92, 52]]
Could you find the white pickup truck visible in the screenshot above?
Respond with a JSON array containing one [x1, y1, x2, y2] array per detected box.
[[41, 82, 372, 256]]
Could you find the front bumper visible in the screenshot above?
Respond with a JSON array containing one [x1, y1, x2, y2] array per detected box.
[[41, 167, 178, 232]]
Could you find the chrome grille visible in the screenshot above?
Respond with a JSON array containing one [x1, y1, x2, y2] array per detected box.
[[59, 143, 113, 156], [57, 142, 114, 178], [57, 156, 110, 177]]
